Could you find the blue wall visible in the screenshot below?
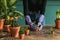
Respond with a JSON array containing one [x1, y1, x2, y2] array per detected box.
[[16, 1, 25, 25], [45, 1, 60, 25], [16, 1, 60, 25]]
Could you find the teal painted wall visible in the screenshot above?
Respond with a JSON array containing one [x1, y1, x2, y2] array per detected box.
[[16, 1, 60, 25], [45, 1, 60, 25], [16, 1, 25, 25]]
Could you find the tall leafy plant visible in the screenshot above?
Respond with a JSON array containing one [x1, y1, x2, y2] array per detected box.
[[0, 0, 23, 19], [0, 0, 24, 27]]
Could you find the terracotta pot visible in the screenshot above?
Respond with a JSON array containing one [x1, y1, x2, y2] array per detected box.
[[10, 27, 20, 38], [4, 25, 11, 32], [25, 29, 30, 36], [55, 19, 60, 29], [0, 19, 5, 31], [36, 27, 39, 32], [19, 34, 25, 40], [15, 16, 18, 21]]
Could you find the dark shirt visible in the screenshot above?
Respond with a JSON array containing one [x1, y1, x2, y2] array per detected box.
[[28, 0, 47, 12]]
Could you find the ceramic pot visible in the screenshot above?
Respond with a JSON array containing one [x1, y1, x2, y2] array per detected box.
[[25, 29, 30, 36], [0, 19, 5, 31], [19, 34, 25, 40], [55, 19, 60, 29], [10, 27, 20, 38], [4, 25, 11, 32]]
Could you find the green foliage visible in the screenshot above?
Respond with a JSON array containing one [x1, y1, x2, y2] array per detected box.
[[0, 13, 5, 19], [0, 0, 23, 19], [0, 0, 23, 27], [56, 9, 60, 19], [23, 25, 29, 30], [9, 10, 24, 18], [4, 19, 11, 25], [1, 0, 8, 9], [19, 27, 26, 34], [11, 19, 19, 27], [19, 25, 29, 34]]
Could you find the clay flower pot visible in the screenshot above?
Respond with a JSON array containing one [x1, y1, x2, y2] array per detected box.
[[4, 25, 11, 32], [55, 19, 60, 29], [0, 19, 5, 31], [36, 26, 39, 32], [19, 34, 25, 40], [10, 27, 20, 38], [25, 29, 30, 36]]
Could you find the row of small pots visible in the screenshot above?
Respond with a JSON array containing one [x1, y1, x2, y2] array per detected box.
[[0, 16, 30, 40], [0, 16, 18, 32], [19, 29, 30, 40], [4, 25, 30, 40]]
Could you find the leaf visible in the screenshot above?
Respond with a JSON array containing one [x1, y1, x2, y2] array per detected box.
[[14, 10, 24, 17], [9, 0, 17, 7], [12, 6, 16, 8], [19, 27, 25, 34], [11, 19, 19, 27], [1, 0, 8, 9]]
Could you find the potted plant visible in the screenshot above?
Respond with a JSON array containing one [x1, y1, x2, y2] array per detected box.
[[19, 27, 25, 40], [10, 19, 20, 38], [0, 1, 6, 32], [4, 16, 11, 32], [25, 25, 30, 36], [0, 11, 5, 32], [0, 0, 23, 32], [55, 9, 60, 29]]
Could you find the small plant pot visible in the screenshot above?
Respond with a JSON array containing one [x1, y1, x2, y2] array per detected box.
[[19, 34, 25, 40], [25, 29, 30, 36], [55, 19, 60, 29], [36, 27, 39, 32], [10, 27, 20, 38], [0, 19, 5, 32], [4, 25, 11, 32]]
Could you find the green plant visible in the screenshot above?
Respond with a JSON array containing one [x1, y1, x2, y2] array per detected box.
[[56, 9, 60, 19], [23, 25, 29, 30], [0, 0, 23, 20], [0, 2, 5, 19], [11, 19, 19, 27], [19, 27, 26, 34], [9, 10, 23, 19], [0, 14, 5, 19], [7, 0, 24, 19], [4, 19, 11, 25]]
